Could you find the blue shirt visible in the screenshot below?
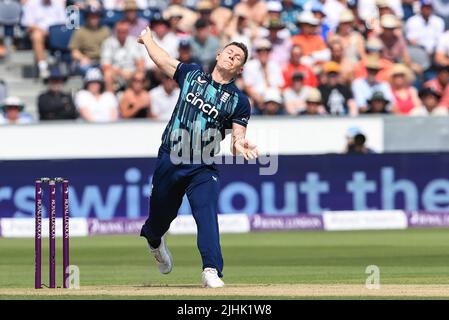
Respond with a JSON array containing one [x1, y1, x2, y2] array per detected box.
[[161, 63, 251, 157]]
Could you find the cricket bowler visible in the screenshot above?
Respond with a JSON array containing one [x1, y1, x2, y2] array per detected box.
[[138, 26, 259, 288]]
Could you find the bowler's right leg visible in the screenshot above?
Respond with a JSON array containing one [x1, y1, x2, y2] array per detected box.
[[140, 148, 186, 273]]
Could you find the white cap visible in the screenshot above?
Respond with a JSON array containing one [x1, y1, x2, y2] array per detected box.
[[297, 11, 320, 26], [267, 1, 282, 12], [263, 87, 283, 104], [380, 14, 400, 29], [84, 68, 104, 83], [346, 126, 363, 138]]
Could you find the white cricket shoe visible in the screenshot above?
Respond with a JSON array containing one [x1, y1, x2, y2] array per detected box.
[[148, 235, 173, 274], [202, 268, 225, 288]]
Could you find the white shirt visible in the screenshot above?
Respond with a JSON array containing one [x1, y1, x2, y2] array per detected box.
[[405, 14, 445, 54], [21, 0, 66, 32], [149, 85, 180, 121], [283, 86, 311, 114], [143, 32, 180, 70], [75, 90, 118, 122], [101, 36, 142, 72], [410, 105, 449, 116], [436, 30, 449, 57], [303, 0, 345, 31], [102, 0, 149, 10], [243, 59, 284, 96], [358, 0, 403, 22]]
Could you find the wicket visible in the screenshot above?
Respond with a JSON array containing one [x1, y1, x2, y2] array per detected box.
[[35, 177, 70, 289]]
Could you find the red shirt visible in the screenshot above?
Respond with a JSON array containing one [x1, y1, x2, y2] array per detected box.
[[282, 63, 318, 89]]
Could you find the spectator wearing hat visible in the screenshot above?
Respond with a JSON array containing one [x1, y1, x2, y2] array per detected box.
[[119, 71, 151, 119], [379, 14, 411, 66], [329, 9, 366, 65], [282, 45, 318, 89], [352, 55, 393, 111], [354, 37, 393, 82], [299, 87, 327, 116], [195, 0, 215, 31], [345, 132, 374, 154], [206, 0, 235, 37], [389, 64, 421, 115], [309, 1, 331, 43], [243, 38, 284, 109], [261, 1, 291, 39], [163, 5, 187, 36], [234, 0, 268, 27], [75, 68, 119, 122], [347, 0, 369, 38], [358, 0, 403, 28], [328, 38, 355, 85], [69, 4, 111, 76], [304, 0, 347, 32], [101, 20, 145, 92], [222, 9, 254, 54], [123, 0, 149, 38], [364, 91, 391, 114], [405, 0, 444, 55], [283, 72, 313, 115], [0, 96, 33, 125], [410, 87, 448, 116], [21, 0, 67, 79], [149, 73, 180, 121], [190, 18, 220, 72], [101, 0, 147, 10], [423, 65, 449, 107], [319, 61, 357, 116], [163, 2, 198, 34], [143, 13, 180, 72], [178, 39, 203, 67], [262, 19, 292, 66], [292, 11, 330, 66], [260, 87, 286, 115], [38, 67, 78, 120]]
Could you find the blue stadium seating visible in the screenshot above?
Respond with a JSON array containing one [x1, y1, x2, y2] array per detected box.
[[138, 9, 154, 21], [0, 0, 21, 39], [101, 9, 124, 29], [220, 0, 241, 9], [48, 24, 74, 64]]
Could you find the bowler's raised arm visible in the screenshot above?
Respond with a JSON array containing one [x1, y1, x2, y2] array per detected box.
[[137, 26, 180, 79]]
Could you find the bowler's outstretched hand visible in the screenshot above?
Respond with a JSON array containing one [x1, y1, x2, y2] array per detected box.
[[234, 138, 259, 160]]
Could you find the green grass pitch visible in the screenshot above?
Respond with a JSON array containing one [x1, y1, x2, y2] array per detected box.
[[1, 229, 449, 299]]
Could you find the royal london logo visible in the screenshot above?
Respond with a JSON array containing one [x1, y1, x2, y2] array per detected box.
[[186, 92, 219, 119]]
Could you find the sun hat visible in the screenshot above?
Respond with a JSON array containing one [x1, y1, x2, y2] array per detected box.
[[0, 96, 25, 112]]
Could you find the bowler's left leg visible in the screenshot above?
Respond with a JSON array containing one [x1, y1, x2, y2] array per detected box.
[[186, 168, 224, 278]]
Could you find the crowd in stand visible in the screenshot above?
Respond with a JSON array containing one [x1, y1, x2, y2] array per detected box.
[[1, 0, 449, 124]]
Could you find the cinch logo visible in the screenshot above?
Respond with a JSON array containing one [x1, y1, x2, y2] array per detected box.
[[186, 92, 219, 119]]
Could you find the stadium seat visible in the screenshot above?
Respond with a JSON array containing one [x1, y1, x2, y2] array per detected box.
[[220, 0, 241, 9], [138, 9, 153, 20], [407, 44, 431, 72], [101, 10, 124, 29], [0, 0, 21, 38], [48, 24, 74, 64], [0, 0, 21, 26]]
